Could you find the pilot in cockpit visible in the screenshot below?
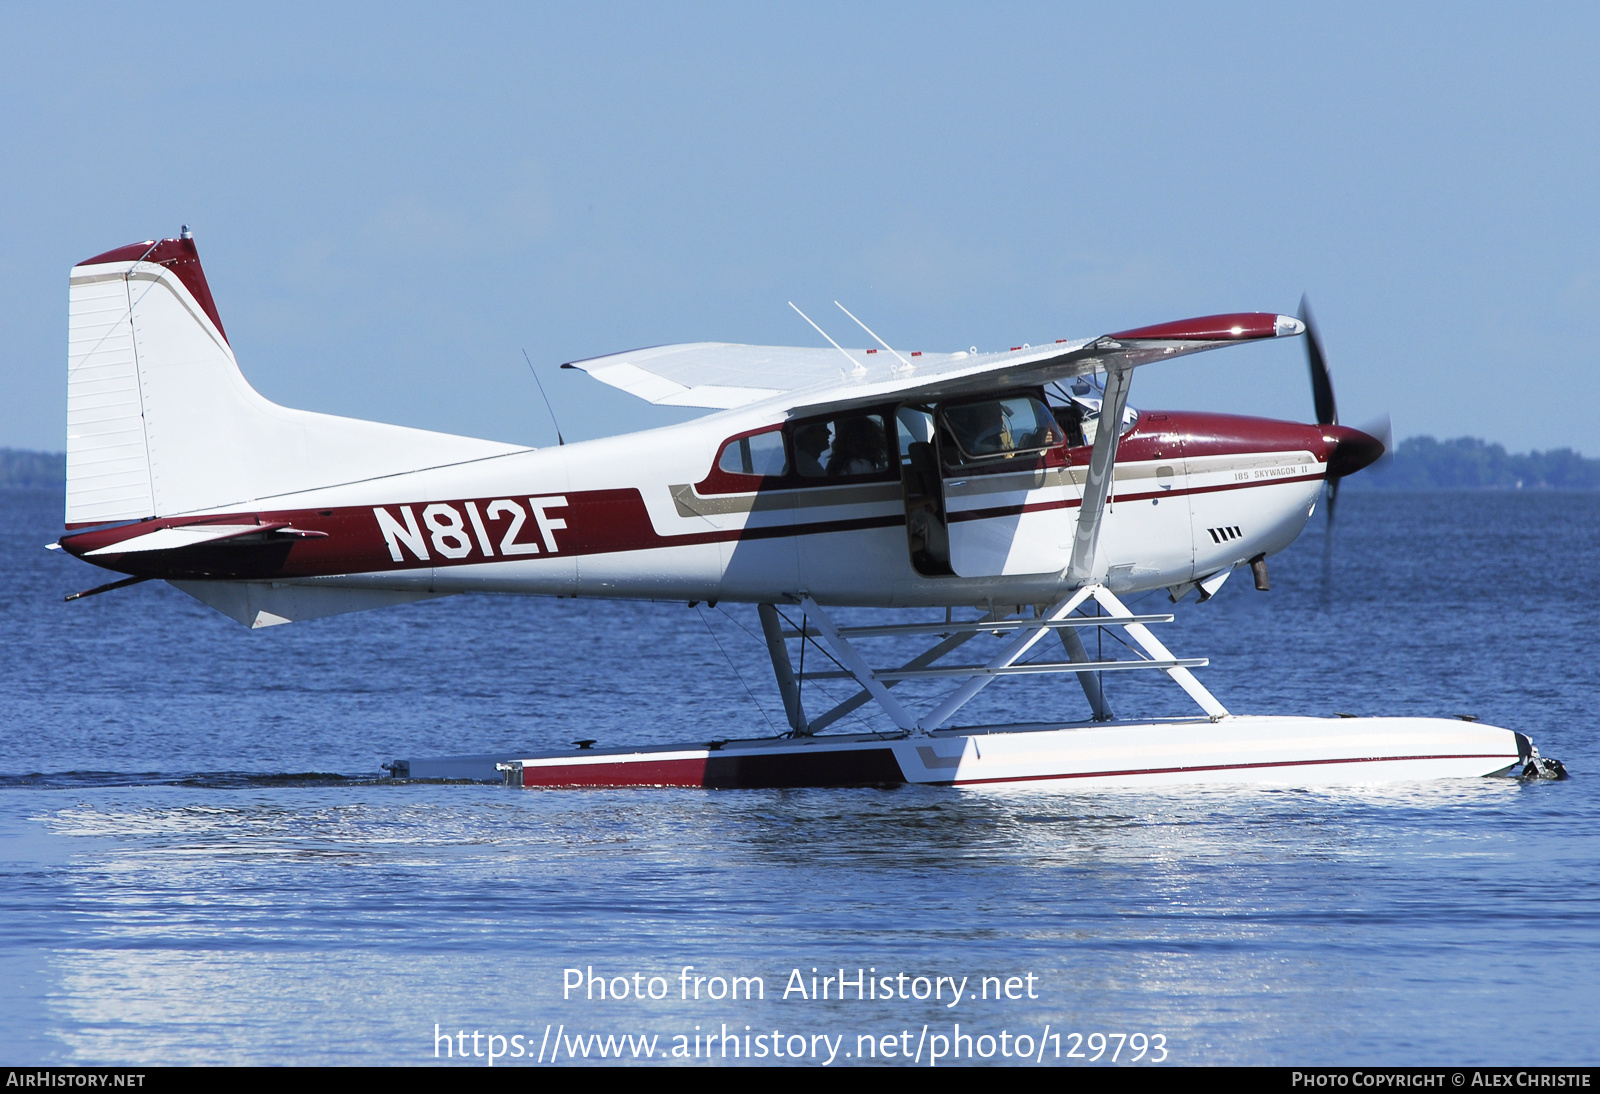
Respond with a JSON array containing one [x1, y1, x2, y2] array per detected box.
[[967, 401, 1016, 457]]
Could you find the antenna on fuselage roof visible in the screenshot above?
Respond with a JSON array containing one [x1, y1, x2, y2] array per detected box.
[[788, 302, 866, 377], [834, 301, 912, 371], [522, 348, 565, 446]]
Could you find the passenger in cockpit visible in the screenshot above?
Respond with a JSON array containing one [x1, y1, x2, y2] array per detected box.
[[794, 422, 830, 478], [826, 415, 888, 476]]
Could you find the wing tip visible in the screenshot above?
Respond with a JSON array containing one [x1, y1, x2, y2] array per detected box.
[[1110, 312, 1291, 343]]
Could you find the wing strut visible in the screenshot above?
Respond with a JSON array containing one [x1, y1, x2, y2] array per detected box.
[[1066, 362, 1134, 586]]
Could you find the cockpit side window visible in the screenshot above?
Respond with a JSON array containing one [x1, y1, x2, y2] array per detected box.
[[792, 413, 891, 478], [938, 395, 1062, 465], [715, 428, 789, 479], [1052, 402, 1088, 448]]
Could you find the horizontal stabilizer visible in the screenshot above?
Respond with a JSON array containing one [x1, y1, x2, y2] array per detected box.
[[170, 579, 451, 629], [84, 521, 300, 555]]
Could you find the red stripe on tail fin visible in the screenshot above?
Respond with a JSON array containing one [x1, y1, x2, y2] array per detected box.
[[77, 233, 228, 345]]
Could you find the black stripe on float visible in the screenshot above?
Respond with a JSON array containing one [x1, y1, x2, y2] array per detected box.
[[703, 748, 906, 788]]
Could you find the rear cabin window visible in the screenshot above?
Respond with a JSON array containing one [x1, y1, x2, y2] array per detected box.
[[792, 414, 891, 478], [716, 429, 789, 478]]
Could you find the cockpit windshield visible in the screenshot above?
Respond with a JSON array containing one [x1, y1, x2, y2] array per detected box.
[[1048, 372, 1139, 447]]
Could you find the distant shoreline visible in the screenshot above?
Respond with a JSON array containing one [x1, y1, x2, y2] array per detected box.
[[4, 438, 1597, 491], [1338, 436, 1600, 491], [0, 449, 65, 489]]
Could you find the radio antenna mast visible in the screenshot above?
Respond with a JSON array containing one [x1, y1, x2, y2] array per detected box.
[[522, 348, 565, 446], [788, 302, 865, 376], [834, 301, 911, 370]]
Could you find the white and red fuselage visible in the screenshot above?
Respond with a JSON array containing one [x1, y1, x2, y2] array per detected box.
[[58, 233, 1538, 790], [58, 235, 1383, 613], [60, 401, 1354, 612]]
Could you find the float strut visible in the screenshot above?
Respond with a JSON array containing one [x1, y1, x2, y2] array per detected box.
[[758, 603, 810, 735], [1058, 626, 1115, 722]]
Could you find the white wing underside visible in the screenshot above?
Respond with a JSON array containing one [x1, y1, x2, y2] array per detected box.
[[564, 332, 1271, 415]]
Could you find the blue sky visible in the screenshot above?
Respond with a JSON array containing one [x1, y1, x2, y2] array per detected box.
[[3, 3, 1596, 452]]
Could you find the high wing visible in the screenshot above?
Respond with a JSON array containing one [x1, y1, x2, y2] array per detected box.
[[563, 312, 1306, 414]]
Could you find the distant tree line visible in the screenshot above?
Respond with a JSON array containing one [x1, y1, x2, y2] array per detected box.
[[3, 438, 1598, 490], [1352, 436, 1600, 491], [0, 449, 65, 488]]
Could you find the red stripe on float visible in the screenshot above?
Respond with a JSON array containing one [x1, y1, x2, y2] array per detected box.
[[944, 753, 1515, 786], [522, 757, 710, 787]]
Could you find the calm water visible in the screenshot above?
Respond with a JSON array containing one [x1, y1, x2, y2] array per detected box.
[[2, 486, 1597, 1066]]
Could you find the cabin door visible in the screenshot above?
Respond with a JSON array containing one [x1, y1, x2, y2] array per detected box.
[[934, 395, 1073, 578], [896, 406, 954, 576]]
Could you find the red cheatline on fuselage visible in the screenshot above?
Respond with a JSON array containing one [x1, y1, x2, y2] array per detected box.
[[58, 410, 1350, 584]]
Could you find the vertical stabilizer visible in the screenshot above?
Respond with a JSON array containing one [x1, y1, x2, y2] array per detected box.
[[66, 241, 182, 525], [65, 232, 525, 528]]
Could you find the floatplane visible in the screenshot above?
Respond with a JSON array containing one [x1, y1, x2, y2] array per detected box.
[[55, 230, 1565, 788]]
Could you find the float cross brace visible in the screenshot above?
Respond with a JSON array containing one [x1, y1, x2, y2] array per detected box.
[[760, 585, 1228, 737]]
